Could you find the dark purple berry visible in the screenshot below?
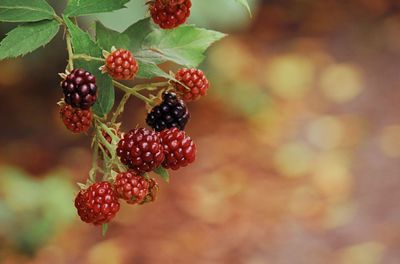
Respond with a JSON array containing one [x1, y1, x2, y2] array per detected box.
[[62, 69, 97, 109], [146, 92, 190, 132]]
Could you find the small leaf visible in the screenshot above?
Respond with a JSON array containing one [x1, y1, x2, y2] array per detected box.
[[0, 0, 55, 22], [143, 25, 227, 67], [64, 16, 114, 117], [102, 223, 108, 237], [64, 0, 130, 17], [154, 166, 170, 183], [95, 21, 130, 51], [0, 20, 59, 60], [235, 0, 252, 16]]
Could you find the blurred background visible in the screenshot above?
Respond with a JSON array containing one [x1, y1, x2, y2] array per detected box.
[[1, 0, 400, 263]]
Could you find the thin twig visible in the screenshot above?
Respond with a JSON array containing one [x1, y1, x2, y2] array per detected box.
[[72, 54, 105, 62], [111, 93, 131, 123], [113, 81, 154, 105], [66, 32, 74, 71]]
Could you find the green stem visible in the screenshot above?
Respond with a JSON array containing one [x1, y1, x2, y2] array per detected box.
[[134, 82, 169, 91], [66, 32, 74, 71], [113, 81, 154, 105], [95, 123, 114, 154], [53, 14, 64, 25], [72, 54, 105, 62], [89, 138, 99, 183], [97, 121, 120, 144], [111, 93, 131, 123]]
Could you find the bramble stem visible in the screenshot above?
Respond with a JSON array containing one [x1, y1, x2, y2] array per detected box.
[[89, 139, 99, 183], [111, 93, 131, 123], [134, 82, 169, 91], [113, 81, 155, 105], [66, 32, 74, 71], [53, 14, 64, 25], [72, 54, 105, 62]]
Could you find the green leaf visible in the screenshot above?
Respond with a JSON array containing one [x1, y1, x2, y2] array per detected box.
[[64, 16, 114, 117], [143, 25, 227, 67], [95, 21, 130, 51], [136, 59, 170, 79], [0, 0, 55, 22], [123, 18, 154, 52], [235, 0, 252, 16], [64, 0, 129, 17], [153, 166, 170, 183], [0, 20, 59, 60]]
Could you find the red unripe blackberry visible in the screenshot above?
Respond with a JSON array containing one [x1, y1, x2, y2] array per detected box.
[[60, 105, 92, 133], [141, 178, 159, 204], [105, 48, 139, 80], [160, 128, 196, 170], [174, 68, 209, 101], [62, 69, 97, 109], [74, 182, 120, 225], [149, 0, 192, 29], [114, 172, 150, 204], [146, 92, 190, 132], [117, 128, 165, 173]]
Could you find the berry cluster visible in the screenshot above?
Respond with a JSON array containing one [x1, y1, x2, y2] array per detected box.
[[54, 2, 212, 230], [66, 65, 209, 226]]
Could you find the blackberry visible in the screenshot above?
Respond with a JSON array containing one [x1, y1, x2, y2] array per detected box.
[[174, 68, 209, 101], [104, 48, 139, 80], [149, 0, 192, 29], [60, 105, 93, 133], [160, 128, 196, 170], [62, 68, 97, 109], [116, 128, 165, 173], [114, 171, 150, 204], [74, 182, 120, 225], [146, 92, 190, 132]]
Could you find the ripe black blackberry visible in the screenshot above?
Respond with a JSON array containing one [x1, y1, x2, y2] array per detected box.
[[62, 68, 97, 109], [146, 92, 190, 132]]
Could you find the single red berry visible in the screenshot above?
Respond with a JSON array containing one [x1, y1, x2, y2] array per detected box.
[[149, 0, 192, 29], [74, 182, 120, 225], [160, 128, 196, 170], [117, 128, 165, 173], [140, 178, 159, 204], [174, 68, 209, 101], [104, 48, 139, 80], [61, 68, 97, 109], [60, 105, 93, 133], [114, 172, 150, 204]]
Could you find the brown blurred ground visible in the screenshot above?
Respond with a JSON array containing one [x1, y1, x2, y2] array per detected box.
[[1, 0, 400, 263]]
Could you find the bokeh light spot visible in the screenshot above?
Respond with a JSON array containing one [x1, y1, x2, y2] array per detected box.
[[319, 64, 363, 103], [339, 242, 385, 264], [307, 116, 344, 150], [379, 125, 400, 157], [312, 152, 352, 201], [274, 142, 315, 178], [264, 54, 315, 99]]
